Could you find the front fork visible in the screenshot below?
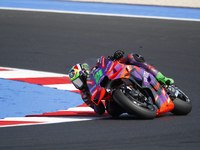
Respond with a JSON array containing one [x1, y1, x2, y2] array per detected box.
[[162, 84, 180, 100]]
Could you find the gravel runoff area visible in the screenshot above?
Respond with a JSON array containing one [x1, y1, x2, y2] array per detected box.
[[66, 0, 200, 8]]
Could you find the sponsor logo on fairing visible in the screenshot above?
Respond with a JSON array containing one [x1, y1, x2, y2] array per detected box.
[[155, 95, 159, 102], [127, 66, 132, 72], [101, 56, 105, 68], [108, 62, 115, 72], [143, 71, 149, 83], [105, 61, 112, 73], [87, 80, 94, 85], [167, 96, 171, 103], [162, 88, 166, 97]]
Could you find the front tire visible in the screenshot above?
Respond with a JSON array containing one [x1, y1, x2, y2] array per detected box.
[[112, 89, 157, 119]]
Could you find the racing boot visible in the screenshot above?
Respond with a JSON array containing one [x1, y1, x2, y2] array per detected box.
[[156, 72, 174, 85]]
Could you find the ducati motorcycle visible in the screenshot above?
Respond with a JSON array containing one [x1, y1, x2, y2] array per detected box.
[[84, 56, 192, 119]]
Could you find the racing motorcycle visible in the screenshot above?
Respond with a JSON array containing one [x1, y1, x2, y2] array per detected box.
[[84, 56, 192, 119]]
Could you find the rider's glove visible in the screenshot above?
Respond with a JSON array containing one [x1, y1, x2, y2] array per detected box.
[[108, 50, 125, 61], [114, 50, 124, 60]]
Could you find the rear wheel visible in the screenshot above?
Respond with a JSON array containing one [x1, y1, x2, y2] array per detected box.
[[112, 87, 157, 119], [171, 88, 192, 115]]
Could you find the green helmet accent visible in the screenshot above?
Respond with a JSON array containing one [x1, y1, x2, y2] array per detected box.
[[69, 65, 81, 82]]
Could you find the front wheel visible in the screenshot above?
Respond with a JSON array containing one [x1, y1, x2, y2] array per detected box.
[[112, 88, 157, 119]]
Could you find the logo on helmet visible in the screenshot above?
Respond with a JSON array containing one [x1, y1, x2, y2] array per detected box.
[[69, 69, 75, 78], [69, 68, 80, 81]]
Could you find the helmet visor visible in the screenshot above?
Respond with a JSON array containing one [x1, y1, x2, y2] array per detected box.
[[72, 77, 84, 89]]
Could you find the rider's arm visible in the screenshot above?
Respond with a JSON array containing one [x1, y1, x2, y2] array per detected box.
[[80, 89, 94, 108]]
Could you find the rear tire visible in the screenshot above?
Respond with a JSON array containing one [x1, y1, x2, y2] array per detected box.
[[171, 89, 192, 115], [112, 89, 157, 119]]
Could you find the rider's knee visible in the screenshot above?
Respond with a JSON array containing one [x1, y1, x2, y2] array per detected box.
[[93, 101, 105, 115]]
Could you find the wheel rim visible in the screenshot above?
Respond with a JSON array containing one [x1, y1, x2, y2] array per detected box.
[[119, 87, 156, 111]]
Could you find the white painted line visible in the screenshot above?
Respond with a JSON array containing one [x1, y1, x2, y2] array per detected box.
[[61, 107, 94, 112], [0, 7, 200, 22], [0, 117, 98, 128], [2, 117, 94, 122], [44, 84, 78, 91]]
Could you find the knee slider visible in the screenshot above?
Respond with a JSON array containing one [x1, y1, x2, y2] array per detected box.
[[133, 54, 145, 63]]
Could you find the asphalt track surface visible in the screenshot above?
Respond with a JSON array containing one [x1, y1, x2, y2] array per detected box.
[[0, 9, 200, 150]]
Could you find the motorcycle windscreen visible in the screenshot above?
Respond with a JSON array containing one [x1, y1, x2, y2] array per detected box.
[[84, 58, 98, 69]]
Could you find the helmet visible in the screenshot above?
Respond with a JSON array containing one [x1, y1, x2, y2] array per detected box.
[[69, 63, 91, 90]]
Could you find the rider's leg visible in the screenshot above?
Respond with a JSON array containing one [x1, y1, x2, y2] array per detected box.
[[122, 53, 174, 85], [93, 102, 105, 115]]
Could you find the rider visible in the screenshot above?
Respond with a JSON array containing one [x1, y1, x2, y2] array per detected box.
[[69, 50, 174, 116]]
